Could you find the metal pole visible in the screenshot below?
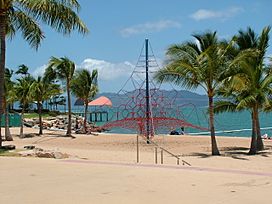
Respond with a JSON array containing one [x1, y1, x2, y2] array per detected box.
[[161, 149, 163, 164], [137, 134, 139, 163], [145, 39, 150, 144], [155, 147, 158, 164]]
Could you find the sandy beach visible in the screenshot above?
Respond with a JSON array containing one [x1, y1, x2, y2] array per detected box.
[[1, 127, 272, 204]]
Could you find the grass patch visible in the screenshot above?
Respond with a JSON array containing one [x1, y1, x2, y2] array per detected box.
[[24, 111, 63, 119], [0, 149, 20, 157]]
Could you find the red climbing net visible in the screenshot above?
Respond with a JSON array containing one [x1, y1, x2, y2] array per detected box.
[[100, 40, 208, 138]]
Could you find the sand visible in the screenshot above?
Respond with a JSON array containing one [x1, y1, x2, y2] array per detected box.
[[1, 127, 272, 204]]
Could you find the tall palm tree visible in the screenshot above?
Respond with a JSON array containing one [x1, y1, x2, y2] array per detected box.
[[235, 26, 271, 152], [14, 76, 34, 138], [0, 0, 88, 146], [45, 57, 76, 137], [30, 76, 61, 135], [71, 69, 98, 133], [4, 68, 15, 141], [218, 26, 271, 154], [154, 31, 231, 155]]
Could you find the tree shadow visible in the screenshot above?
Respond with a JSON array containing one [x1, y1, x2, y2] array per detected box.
[[15, 133, 40, 138], [188, 152, 212, 158], [187, 146, 272, 160], [220, 146, 249, 151]]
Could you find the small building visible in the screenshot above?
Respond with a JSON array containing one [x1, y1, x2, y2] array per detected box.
[[74, 96, 112, 122]]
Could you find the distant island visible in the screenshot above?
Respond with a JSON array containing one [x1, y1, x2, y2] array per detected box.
[[93, 90, 208, 108]]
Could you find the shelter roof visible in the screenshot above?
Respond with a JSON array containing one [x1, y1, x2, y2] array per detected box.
[[88, 96, 112, 107]]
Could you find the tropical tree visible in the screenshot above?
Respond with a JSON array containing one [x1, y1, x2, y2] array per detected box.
[[45, 57, 76, 137], [16, 64, 29, 77], [154, 31, 232, 155], [30, 76, 61, 135], [14, 76, 34, 137], [4, 68, 15, 141], [71, 69, 98, 133], [0, 0, 88, 145], [217, 26, 271, 154]]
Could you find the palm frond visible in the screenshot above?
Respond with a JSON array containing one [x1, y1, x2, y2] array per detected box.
[[11, 9, 44, 49], [19, 0, 88, 35], [213, 100, 239, 114]]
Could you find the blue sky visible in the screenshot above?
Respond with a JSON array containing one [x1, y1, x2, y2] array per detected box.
[[6, 0, 272, 94]]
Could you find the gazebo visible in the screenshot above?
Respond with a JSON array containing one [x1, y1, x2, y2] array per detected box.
[[88, 96, 112, 122]]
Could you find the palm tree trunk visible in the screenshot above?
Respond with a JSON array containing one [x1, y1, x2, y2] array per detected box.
[[84, 100, 88, 133], [256, 111, 264, 151], [0, 13, 6, 147], [66, 82, 72, 136], [4, 95, 12, 141], [251, 112, 255, 137], [38, 102, 43, 135], [20, 108, 24, 138], [208, 95, 220, 155], [249, 106, 258, 155]]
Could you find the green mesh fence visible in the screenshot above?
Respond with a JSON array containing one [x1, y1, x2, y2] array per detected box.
[[1, 113, 21, 127]]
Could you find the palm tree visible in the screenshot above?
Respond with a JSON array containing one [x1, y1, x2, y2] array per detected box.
[[4, 68, 15, 141], [218, 26, 271, 154], [235, 27, 271, 152], [30, 76, 61, 135], [0, 0, 88, 146], [154, 31, 231, 155], [14, 76, 34, 138], [45, 57, 76, 137], [16, 64, 29, 77], [71, 69, 98, 133]]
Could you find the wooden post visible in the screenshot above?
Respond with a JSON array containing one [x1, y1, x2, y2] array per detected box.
[[99, 112, 102, 122], [95, 113, 97, 122]]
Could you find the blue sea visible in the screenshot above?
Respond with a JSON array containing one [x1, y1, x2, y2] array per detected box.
[[73, 107, 272, 137]]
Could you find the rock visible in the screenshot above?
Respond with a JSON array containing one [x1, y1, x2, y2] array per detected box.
[[36, 151, 55, 158], [0, 145, 16, 150], [24, 121, 34, 127], [52, 152, 69, 159], [24, 145, 35, 150], [34, 148, 44, 152], [33, 125, 39, 129], [19, 150, 35, 157]]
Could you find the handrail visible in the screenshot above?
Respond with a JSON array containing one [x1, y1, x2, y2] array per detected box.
[[150, 139, 191, 166], [138, 135, 191, 166]]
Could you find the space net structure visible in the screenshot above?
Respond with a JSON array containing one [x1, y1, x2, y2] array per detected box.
[[101, 39, 208, 141]]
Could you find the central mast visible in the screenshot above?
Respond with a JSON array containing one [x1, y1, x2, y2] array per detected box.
[[145, 39, 150, 144]]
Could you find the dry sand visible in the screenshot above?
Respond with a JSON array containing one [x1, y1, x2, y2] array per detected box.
[[1, 127, 272, 204]]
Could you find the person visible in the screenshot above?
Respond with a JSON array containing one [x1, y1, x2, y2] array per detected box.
[[261, 133, 268, 139], [180, 126, 185, 135], [170, 128, 180, 135]]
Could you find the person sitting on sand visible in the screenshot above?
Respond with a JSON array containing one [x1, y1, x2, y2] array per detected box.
[[170, 127, 180, 135], [180, 127, 185, 135], [261, 133, 268, 139]]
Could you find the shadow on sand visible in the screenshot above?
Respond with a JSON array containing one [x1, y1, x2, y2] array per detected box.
[[189, 146, 272, 160]]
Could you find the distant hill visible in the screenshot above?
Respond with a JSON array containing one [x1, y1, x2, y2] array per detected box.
[[93, 90, 208, 107]]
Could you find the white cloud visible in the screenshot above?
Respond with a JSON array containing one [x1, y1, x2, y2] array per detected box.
[[190, 7, 243, 21], [33, 58, 135, 81], [80, 58, 134, 81], [120, 20, 181, 37], [33, 64, 47, 77]]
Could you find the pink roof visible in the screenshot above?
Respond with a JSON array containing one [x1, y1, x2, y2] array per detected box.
[[88, 96, 112, 106]]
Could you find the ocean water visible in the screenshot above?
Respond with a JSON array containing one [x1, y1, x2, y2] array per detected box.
[[75, 107, 272, 137]]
